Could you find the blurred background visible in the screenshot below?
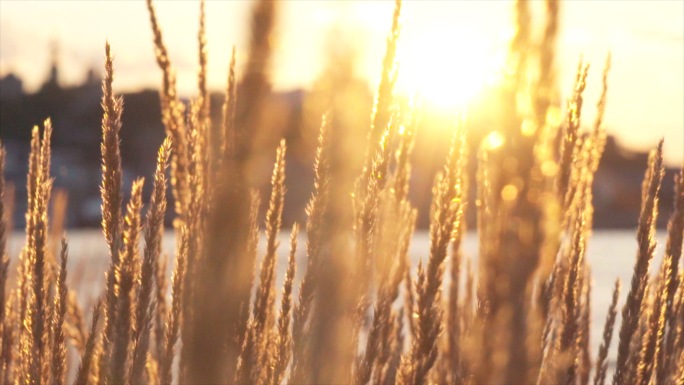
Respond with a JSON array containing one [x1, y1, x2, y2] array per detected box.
[[1, 0, 682, 229]]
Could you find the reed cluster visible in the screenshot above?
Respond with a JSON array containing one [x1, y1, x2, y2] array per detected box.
[[0, 0, 682, 384]]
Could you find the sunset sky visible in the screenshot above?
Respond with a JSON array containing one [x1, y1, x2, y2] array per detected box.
[[1, 0, 682, 164]]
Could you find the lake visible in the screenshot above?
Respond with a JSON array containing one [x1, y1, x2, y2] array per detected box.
[[6, 229, 670, 370]]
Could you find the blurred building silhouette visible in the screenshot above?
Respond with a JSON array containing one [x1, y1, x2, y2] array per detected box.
[[0, 56, 678, 230], [0, 73, 22, 100], [40, 41, 61, 94]]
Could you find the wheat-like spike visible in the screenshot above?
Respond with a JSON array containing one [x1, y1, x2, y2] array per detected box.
[[393, 110, 417, 203], [196, 2, 212, 200], [18, 262, 31, 382], [235, 191, 261, 355], [398, 122, 465, 385], [37, 120, 54, 385], [128, 306, 154, 385], [558, 60, 589, 209], [672, 276, 684, 380], [42, 200, 58, 385], [14, 284, 26, 385], [242, 139, 286, 383], [145, 0, 174, 100], [244, 143, 287, 383], [39, 120, 53, 225], [154, 252, 168, 365], [146, 0, 189, 218], [17, 129, 41, 373], [375, 206, 416, 385], [303, 91, 362, 383], [221, 46, 237, 162], [404, 248, 416, 341], [593, 53, 611, 135], [253, 139, 287, 334], [289, 115, 332, 384], [588, 54, 611, 176], [210, 184, 261, 381], [613, 140, 664, 385], [159, 226, 188, 385], [144, 355, 158, 385], [0, 142, 8, 384], [0, 143, 8, 326], [99, 43, 125, 378], [447, 251, 464, 385], [356, 0, 401, 227], [95, 318, 107, 382], [474, 136, 495, 323], [462, 257, 475, 335], [198, 0, 209, 125], [25, 119, 52, 385], [15, 274, 29, 376], [100, 41, 123, 258], [658, 167, 684, 384], [366, 0, 401, 170], [236, 321, 258, 385], [629, 283, 653, 385], [0, 291, 15, 385], [673, 352, 684, 385], [19, 129, 43, 381], [640, 151, 656, 207], [557, 183, 590, 385], [0, 291, 6, 374], [354, 115, 396, 309], [373, 309, 404, 385], [447, 128, 468, 385], [0, 236, 11, 357], [593, 279, 621, 385], [3, 180, 14, 243], [64, 291, 87, 354], [72, 300, 102, 385], [665, 166, 684, 305], [665, 169, 684, 304], [91, 336, 104, 385], [243, 325, 269, 385], [130, 138, 171, 385], [261, 329, 278, 385], [639, 255, 671, 385], [355, 197, 415, 385], [49, 238, 68, 385], [177, 101, 204, 383], [26, 126, 41, 242], [18, 132, 41, 374], [579, 264, 592, 385], [272, 224, 299, 385], [398, 260, 423, 384], [48, 189, 68, 274], [184, 100, 204, 231], [634, 278, 671, 385], [110, 178, 144, 385], [354, 202, 396, 385]]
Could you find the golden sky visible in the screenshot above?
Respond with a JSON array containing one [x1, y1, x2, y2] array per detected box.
[[0, 0, 682, 164]]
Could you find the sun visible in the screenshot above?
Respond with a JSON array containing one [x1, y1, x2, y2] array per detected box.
[[395, 26, 507, 111]]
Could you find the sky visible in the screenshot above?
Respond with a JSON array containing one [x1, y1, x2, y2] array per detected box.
[[1, 0, 682, 165]]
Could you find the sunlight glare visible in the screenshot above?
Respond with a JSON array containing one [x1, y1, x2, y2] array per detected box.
[[396, 26, 507, 111]]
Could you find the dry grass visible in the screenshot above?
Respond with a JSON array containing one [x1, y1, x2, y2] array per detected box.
[[0, 0, 683, 384]]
